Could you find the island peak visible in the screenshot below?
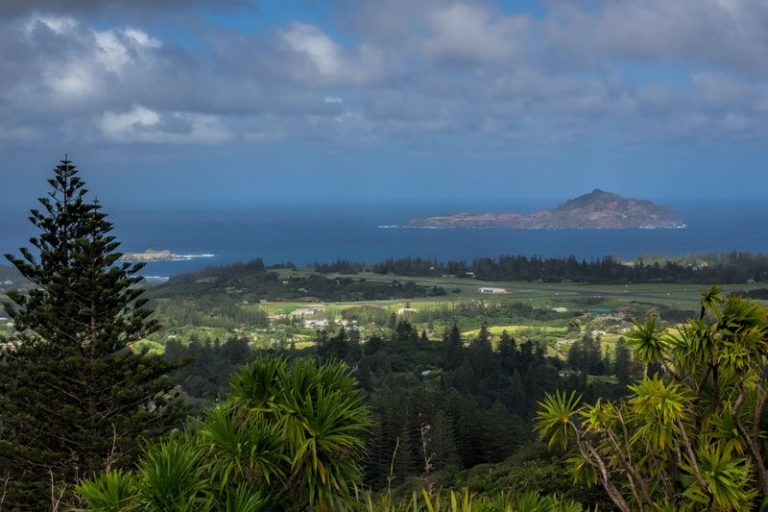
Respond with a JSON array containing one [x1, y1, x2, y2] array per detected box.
[[408, 190, 683, 230]]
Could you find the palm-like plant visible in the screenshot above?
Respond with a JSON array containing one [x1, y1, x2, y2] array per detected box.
[[535, 391, 581, 450], [214, 484, 267, 512], [227, 356, 371, 510], [195, 404, 286, 490], [625, 310, 667, 366], [78, 356, 371, 511], [536, 290, 768, 511], [75, 470, 138, 512], [138, 438, 210, 512], [628, 377, 687, 450], [680, 444, 756, 511]]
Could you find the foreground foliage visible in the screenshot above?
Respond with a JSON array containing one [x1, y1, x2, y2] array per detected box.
[[78, 356, 372, 511], [537, 288, 768, 511], [79, 355, 592, 512], [362, 488, 585, 512]]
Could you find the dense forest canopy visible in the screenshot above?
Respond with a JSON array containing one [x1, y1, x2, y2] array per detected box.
[[368, 253, 768, 284], [154, 251, 768, 297]]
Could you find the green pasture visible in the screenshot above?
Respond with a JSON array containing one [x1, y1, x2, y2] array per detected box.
[[130, 339, 165, 355], [138, 269, 768, 362], [269, 268, 762, 310], [463, 325, 569, 338]]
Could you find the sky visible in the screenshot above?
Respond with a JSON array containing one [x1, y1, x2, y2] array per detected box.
[[1, 0, 768, 209]]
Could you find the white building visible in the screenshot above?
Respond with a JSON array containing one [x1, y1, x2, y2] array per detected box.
[[478, 287, 507, 295], [291, 307, 322, 317], [303, 318, 329, 329]]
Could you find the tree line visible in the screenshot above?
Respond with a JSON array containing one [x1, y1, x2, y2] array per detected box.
[[319, 254, 768, 284], [151, 262, 448, 302]]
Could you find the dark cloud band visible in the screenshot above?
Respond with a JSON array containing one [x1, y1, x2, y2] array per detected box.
[[0, 0, 241, 18]]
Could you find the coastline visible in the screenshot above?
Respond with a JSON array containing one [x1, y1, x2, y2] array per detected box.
[[121, 250, 215, 263]]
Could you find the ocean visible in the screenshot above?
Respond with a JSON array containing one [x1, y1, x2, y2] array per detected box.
[[1, 199, 766, 278]]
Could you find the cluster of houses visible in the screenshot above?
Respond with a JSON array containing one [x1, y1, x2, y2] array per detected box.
[[303, 318, 329, 329], [291, 308, 322, 317], [284, 307, 360, 330], [288, 307, 328, 329]]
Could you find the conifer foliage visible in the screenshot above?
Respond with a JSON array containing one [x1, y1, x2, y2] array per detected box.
[[0, 158, 186, 510]]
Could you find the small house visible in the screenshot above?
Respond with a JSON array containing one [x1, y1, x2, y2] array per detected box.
[[478, 287, 507, 295]]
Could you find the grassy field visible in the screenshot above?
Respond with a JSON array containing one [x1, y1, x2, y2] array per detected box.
[[19, 268, 763, 360], [272, 268, 762, 310], [262, 269, 768, 328], [463, 325, 569, 338], [234, 271, 766, 360], [8, 266, 766, 364]]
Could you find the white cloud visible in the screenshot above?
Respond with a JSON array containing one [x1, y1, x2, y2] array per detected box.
[[100, 105, 230, 144], [24, 15, 77, 35], [123, 27, 161, 49], [93, 27, 160, 73], [282, 23, 345, 79], [424, 3, 528, 66], [45, 63, 96, 97], [280, 22, 391, 85], [101, 105, 160, 135], [15, 16, 166, 106]]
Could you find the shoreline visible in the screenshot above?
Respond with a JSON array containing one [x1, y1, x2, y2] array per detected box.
[[121, 250, 215, 263]]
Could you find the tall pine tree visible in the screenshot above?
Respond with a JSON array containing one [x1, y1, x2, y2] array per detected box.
[[0, 158, 186, 510], [443, 324, 464, 370]]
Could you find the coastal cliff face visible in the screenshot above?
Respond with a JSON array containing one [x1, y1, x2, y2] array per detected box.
[[409, 189, 683, 229]]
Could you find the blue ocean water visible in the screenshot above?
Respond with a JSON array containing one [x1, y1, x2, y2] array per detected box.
[[1, 200, 766, 277]]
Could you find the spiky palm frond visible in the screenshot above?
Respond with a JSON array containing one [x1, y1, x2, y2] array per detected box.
[[628, 377, 687, 450], [278, 360, 371, 510], [535, 391, 582, 450], [228, 356, 286, 410], [579, 399, 619, 434], [214, 356, 371, 510], [625, 311, 667, 364], [681, 443, 757, 511], [665, 319, 713, 372], [138, 437, 209, 512], [195, 404, 287, 489], [214, 484, 267, 512], [708, 410, 749, 459], [565, 451, 599, 487], [75, 469, 138, 512]]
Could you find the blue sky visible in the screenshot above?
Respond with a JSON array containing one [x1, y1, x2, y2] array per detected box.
[[1, 0, 768, 209]]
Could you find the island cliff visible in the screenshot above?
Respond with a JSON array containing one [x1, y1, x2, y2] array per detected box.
[[408, 189, 683, 229]]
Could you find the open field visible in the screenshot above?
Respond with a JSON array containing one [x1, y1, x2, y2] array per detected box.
[[463, 325, 569, 338], [273, 268, 764, 311], [12, 269, 765, 360], [227, 270, 768, 360]]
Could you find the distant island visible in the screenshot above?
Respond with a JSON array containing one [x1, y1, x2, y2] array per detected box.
[[120, 249, 214, 263], [407, 189, 684, 229]]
